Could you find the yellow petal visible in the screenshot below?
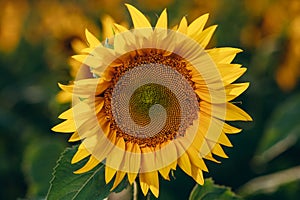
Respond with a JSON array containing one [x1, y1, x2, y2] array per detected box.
[[186, 147, 208, 172], [216, 64, 246, 85], [72, 54, 102, 69], [139, 173, 149, 196], [71, 102, 96, 124], [199, 136, 214, 158], [71, 54, 88, 64], [83, 133, 115, 167], [58, 83, 74, 94], [71, 39, 88, 54], [71, 143, 91, 164], [56, 90, 72, 104], [154, 145, 170, 180], [58, 108, 73, 119], [158, 165, 171, 181], [113, 23, 129, 34], [155, 8, 167, 29], [140, 146, 155, 173], [80, 134, 98, 150], [191, 166, 204, 185], [139, 171, 159, 198], [111, 171, 126, 191], [130, 143, 141, 173], [199, 101, 225, 120], [74, 155, 100, 174], [204, 152, 220, 163], [226, 83, 250, 101], [91, 49, 117, 75], [193, 25, 217, 48], [125, 4, 151, 28], [194, 84, 227, 104], [207, 47, 242, 64], [52, 119, 76, 133], [123, 142, 140, 184], [199, 100, 252, 122], [59, 78, 109, 98], [217, 132, 233, 147], [177, 16, 188, 34], [105, 165, 117, 184], [191, 126, 206, 149], [172, 24, 178, 30], [169, 160, 177, 170], [68, 57, 85, 78], [105, 137, 125, 174], [211, 143, 228, 158], [223, 123, 242, 134], [187, 13, 209, 36], [161, 142, 177, 171], [222, 68, 247, 85], [178, 152, 192, 175], [80, 47, 95, 54], [100, 15, 115, 39], [149, 173, 159, 198], [196, 116, 229, 151], [76, 121, 98, 140], [85, 29, 101, 48], [127, 172, 138, 185], [226, 102, 252, 121], [98, 117, 111, 135], [68, 132, 81, 142], [93, 97, 105, 114]]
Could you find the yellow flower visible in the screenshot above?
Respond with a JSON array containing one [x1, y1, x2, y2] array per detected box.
[[0, 1, 28, 53], [52, 4, 252, 198]]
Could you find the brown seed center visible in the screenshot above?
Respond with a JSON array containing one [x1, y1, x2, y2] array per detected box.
[[102, 48, 199, 147]]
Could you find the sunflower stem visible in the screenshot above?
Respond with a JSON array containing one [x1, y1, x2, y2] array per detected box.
[[133, 181, 138, 200], [146, 192, 151, 200], [107, 184, 132, 200]]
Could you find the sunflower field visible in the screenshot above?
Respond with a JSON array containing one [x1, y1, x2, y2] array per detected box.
[[1, 0, 300, 200]]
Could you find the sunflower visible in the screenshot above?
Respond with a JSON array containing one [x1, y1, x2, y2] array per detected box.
[[52, 4, 252, 198]]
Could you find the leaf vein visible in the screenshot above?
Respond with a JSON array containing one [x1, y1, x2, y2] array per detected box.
[[71, 165, 104, 200]]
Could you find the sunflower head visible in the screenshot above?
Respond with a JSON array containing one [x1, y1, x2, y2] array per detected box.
[[52, 4, 252, 198]]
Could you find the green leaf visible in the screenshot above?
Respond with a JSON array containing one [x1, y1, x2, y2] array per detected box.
[[189, 178, 243, 200], [254, 93, 300, 165], [22, 138, 65, 199], [46, 145, 127, 200]]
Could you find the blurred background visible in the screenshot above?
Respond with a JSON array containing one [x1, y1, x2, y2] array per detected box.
[[0, 0, 300, 199]]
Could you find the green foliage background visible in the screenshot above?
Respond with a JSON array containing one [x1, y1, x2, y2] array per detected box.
[[1, 0, 300, 199]]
